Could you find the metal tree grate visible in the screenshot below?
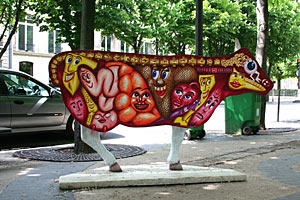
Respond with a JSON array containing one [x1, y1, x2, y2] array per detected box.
[[13, 144, 146, 162]]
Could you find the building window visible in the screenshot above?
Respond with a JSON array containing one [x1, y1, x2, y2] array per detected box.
[[140, 42, 149, 54], [19, 61, 33, 76], [101, 36, 111, 51], [48, 30, 62, 53], [121, 41, 130, 53], [0, 38, 3, 47], [18, 15, 34, 52]]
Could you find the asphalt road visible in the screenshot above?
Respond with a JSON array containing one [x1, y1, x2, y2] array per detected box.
[[0, 131, 73, 151]]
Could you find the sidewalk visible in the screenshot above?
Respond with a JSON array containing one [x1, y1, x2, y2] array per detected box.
[[72, 128, 300, 200], [0, 100, 300, 199]]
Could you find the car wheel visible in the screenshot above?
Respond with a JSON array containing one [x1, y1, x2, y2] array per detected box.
[[66, 115, 75, 138]]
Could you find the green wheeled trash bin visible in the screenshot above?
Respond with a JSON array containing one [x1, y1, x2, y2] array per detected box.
[[185, 125, 206, 140], [225, 93, 261, 135]]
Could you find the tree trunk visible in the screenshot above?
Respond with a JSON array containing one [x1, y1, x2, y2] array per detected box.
[[74, 0, 96, 154], [256, 0, 268, 130]]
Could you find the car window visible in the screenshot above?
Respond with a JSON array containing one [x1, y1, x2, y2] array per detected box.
[[0, 74, 9, 95], [2, 73, 49, 96]]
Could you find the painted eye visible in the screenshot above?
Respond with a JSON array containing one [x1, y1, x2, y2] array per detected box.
[[209, 102, 216, 109], [205, 100, 211, 106], [202, 81, 205, 85], [132, 92, 139, 98], [105, 113, 111, 118], [162, 71, 169, 79], [95, 115, 100, 119], [152, 70, 159, 79], [175, 90, 182, 95], [240, 75, 244, 79], [82, 74, 86, 80], [74, 59, 80, 65], [233, 74, 237, 77], [207, 80, 211, 85], [185, 95, 192, 100], [67, 57, 72, 63], [87, 73, 90, 79], [244, 60, 257, 74], [143, 93, 150, 98]]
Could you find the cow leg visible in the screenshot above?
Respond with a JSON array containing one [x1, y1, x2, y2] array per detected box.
[[167, 126, 185, 170], [80, 125, 122, 172]]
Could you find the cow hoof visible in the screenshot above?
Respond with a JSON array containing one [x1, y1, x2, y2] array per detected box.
[[109, 163, 122, 172], [169, 162, 183, 170]]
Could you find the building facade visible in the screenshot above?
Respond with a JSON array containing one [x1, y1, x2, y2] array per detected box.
[[0, 17, 154, 84]]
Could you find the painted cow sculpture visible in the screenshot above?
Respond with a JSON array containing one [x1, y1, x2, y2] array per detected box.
[[49, 49, 273, 172]]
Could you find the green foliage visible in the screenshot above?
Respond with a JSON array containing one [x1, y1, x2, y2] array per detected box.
[[0, 0, 26, 27], [95, 0, 156, 53], [0, 0, 27, 59], [4, 0, 298, 79], [202, 0, 260, 56], [29, 0, 82, 50], [153, 0, 195, 55], [268, 1, 300, 79]]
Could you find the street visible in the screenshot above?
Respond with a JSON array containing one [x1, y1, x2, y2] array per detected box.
[[0, 97, 299, 200]]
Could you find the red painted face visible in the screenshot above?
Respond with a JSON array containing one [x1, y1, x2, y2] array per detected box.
[[130, 88, 155, 113], [68, 94, 87, 122], [189, 88, 221, 127], [91, 110, 118, 132], [172, 82, 200, 110]]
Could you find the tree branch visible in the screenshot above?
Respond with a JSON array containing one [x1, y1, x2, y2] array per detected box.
[[0, 0, 24, 59]]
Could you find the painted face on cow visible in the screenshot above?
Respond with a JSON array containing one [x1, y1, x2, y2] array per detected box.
[[188, 88, 221, 127], [147, 66, 174, 119], [229, 68, 265, 92], [131, 88, 155, 113], [91, 110, 118, 132], [68, 93, 87, 122], [79, 68, 99, 96], [172, 82, 200, 110], [199, 75, 215, 102]]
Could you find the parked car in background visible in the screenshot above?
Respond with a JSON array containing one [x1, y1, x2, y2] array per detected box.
[[0, 68, 74, 137]]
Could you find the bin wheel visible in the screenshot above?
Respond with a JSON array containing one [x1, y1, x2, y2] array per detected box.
[[184, 130, 206, 140], [242, 126, 253, 135], [184, 130, 192, 140]]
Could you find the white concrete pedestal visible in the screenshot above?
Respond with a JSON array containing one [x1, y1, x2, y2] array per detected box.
[[59, 165, 246, 189]]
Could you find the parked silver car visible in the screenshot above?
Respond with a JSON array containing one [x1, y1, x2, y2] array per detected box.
[[0, 68, 74, 137]]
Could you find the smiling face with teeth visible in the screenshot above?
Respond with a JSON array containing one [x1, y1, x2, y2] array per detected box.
[[130, 88, 155, 112], [146, 66, 174, 119], [152, 66, 170, 98], [63, 54, 97, 96], [199, 75, 215, 104], [63, 54, 82, 96]]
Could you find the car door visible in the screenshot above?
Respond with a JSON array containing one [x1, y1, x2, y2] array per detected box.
[[0, 74, 11, 128], [1, 71, 66, 128]]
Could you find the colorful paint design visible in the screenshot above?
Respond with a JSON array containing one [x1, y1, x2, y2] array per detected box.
[[49, 49, 273, 133]]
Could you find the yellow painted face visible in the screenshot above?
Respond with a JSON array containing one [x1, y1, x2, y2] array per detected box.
[[229, 68, 265, 91], [63, 54, 97, 96], [199, 75, 215, 101]]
